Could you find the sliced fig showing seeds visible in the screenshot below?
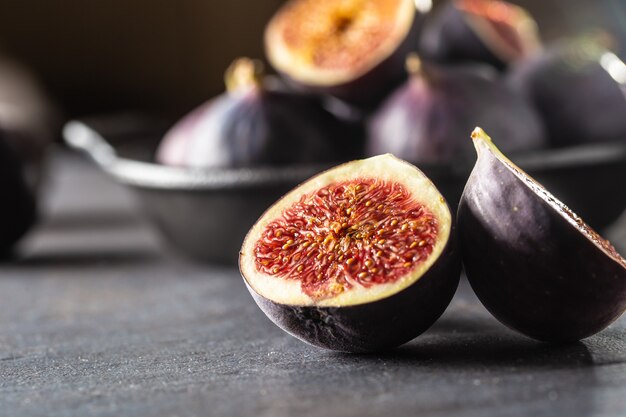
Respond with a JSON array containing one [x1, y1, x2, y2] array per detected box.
[[265, 0, 428, 107], [421, 0, 541, 70], [240, 154, 461, 352], [458, 128, 626, 342]]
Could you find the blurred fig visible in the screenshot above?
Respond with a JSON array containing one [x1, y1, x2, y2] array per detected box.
[[365, 55, 546, 165], [265, 0, 431, 107], [0, 56, 58, 189], [0, 131, 37, 255], [508, 37, 626, 147], [157, 58, 358, 168], [420, 0, 541, 70]]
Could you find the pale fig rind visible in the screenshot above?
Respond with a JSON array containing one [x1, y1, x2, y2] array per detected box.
[[458, 128, 626, 342], [240, 155, 461, 352]]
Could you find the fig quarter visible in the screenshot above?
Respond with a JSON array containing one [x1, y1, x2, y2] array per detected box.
[[458, 127, 626, 342]]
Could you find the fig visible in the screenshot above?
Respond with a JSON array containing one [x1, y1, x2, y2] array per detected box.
[[264, 0, 430, 107], [156, 58, 354, 168], [0, 131, 37, 255], [240, 154, 461, 352], [365, 55, 546, 165], [420, 0, 541, 70], [507, 38, 626, 147], [458, 127, 626, 342]]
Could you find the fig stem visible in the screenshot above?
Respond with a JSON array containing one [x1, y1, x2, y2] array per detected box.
[[224, 57, 263, 93], [405, 53, 423, 76]]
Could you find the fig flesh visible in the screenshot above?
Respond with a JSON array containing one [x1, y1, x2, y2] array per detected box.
[[240, 154, 461, 352], [458, 128, 626, 342], [420, 0, 541, 70], [507, 39, 626, 147], [264, 0, 429, 107], [365, 56, 546, 165], [157, 58, 354, 168]]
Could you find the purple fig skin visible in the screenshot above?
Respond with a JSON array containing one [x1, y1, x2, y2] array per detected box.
[[244, 230, 460, 353], [366, 60, 546, 165], [507, 42, 626, 148], [458, 128, 626, 342], [157, 85, 356, 168], [420, 0, 540, 70], [0, 131, 37, 254]]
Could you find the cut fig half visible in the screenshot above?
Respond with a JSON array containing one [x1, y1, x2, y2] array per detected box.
[[458, 128, 626, 342], [240, 154, 461, 352], [421, 0, 541, 69], [265, 0, 428, 106]]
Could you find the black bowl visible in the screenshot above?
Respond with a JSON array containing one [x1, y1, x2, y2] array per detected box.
[[63, 115, 626, 264]]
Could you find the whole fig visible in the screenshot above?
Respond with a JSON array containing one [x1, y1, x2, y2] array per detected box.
[[157, 58, 356, 168], [508, 37, 626, 147], [366, 55, 546, 165]]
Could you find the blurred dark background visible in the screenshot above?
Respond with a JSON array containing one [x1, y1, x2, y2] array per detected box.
[[0, 0, 625, 118]]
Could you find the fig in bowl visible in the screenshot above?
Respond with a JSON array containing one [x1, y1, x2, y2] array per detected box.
[[420, 0, 541, 70], [157, 57, 356, 168], [365, 55, 546, 165], [458, 128, 626, 342], [240, 154, 461, 352], [507, 37, 626, 148], [265, 0, 430, 107]]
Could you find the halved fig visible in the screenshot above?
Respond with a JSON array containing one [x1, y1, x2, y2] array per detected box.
[[365, 55, 546, 165], [458, 128, 626, 342], [240, 154, 461, 352], [157, 58, 355, 168], [507, 37, 626, 147], [420, 0, 541, 70], [264, 0, 429, 107]]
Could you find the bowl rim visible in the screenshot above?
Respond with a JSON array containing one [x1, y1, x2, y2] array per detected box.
[[63, 119, 626, 191]]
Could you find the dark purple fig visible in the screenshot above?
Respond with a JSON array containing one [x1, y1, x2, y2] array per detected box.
[[0, 56, 58, 189], [264, 0, 430, 108], [420, 0, 541, 70], [507, 37, 626, 148], [458, 127, 626, 342], [0, 131, 37, 255], [157, 58, 356, 168], [240, 154, 461, 352], [365, 55, 546, 165]]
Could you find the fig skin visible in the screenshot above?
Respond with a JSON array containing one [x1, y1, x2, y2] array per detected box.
[[157, 58, 356, 168], [458, 128, 626, 342], [0, 131, 37, 255], [264, 0, 428, 108], [240, 155, 461, 352], [507, 39, 626, 148], [365, 56, 546, 165], [420, 0, 541, 70]]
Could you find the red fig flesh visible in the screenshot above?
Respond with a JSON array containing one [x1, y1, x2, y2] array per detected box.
[[240, 154, 461, 352]]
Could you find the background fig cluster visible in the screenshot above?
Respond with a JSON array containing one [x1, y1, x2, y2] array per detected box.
[[157, 0, 626, 171]]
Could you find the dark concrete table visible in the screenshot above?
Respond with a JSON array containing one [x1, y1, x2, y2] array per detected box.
[[1, 151, 625, 417]]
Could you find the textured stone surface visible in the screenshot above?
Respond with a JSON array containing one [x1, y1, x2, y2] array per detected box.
[[0, 150, 625, 417]]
